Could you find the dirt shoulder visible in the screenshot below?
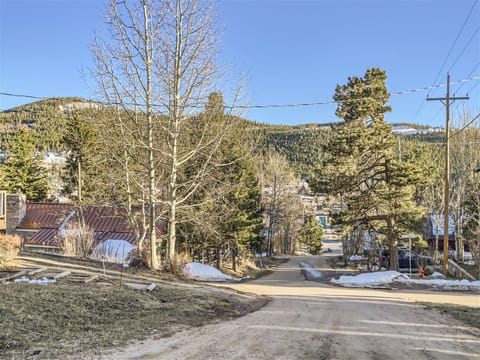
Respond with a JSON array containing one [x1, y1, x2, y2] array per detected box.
[[1, 253, 269, 360], [0, 279, 267, 360]]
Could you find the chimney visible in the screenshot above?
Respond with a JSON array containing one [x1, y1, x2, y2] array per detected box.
[[6, 193, 26, 234]]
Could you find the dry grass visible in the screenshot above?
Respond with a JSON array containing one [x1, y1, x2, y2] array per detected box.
[[62, 222, 95, 259], [422, 302, 480, 331], [0, 234, 21, 271], [0, 281, 267, 359]]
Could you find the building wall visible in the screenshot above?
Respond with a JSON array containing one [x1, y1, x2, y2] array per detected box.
[[6, 193, 26, 235]]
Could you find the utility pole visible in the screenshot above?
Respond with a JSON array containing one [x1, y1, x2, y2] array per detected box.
[[427, 73, 469, 276]]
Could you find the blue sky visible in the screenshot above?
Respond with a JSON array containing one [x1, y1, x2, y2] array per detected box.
[[1, 0, 479, 127]]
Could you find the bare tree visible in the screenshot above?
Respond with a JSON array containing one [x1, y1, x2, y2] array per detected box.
[[92, 0, 238, 268], [450, 109, 480, 263], [256, 151, 302, 255]]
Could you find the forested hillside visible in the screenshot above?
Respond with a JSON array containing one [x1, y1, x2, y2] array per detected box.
[[0, 97, 96, 151], [0, 97, 445, 176]]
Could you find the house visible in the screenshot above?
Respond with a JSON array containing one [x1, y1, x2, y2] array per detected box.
[[21, 204, 137, 253], [16, 202, 75, 250], [1, 192, 154, 263], [423, 215, 455, 250]]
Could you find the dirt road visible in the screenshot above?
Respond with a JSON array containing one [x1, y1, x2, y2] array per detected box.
[[107, 256, 480, 360]]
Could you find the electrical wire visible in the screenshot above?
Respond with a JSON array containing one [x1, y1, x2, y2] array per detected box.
[[427, 0, 478, 98], [452, 62, 479, 94], [412, 0, 478, 121], [447, 26, 480, 74], [1, 76, 479, 110], [449, 112, 480, 139]]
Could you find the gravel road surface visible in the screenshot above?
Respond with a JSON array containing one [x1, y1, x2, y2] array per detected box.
[[106, 255, 480, 360]]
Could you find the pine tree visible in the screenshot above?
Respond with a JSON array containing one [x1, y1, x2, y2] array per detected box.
[[176, 92, 263, 269], [299, 215, 324, 254], [314, 68, 425, 270], [0, 127, 48, 201], [62, 112, 98, 203]]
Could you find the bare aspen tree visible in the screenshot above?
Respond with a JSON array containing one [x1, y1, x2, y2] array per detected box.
[[256, 152, 302, 255], [93, 0, 237, 268], [92, 0, 165, 269], [154, 0, 238, 264], [451, 109, 480, 263]]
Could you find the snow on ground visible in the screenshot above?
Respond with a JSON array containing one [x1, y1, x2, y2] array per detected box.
[[91, 239, 136, 263], [14, 276, 56, 285], [331, 271, 480, 289], [331, 271, 409, 287], [183, 262, 238, 282], [298, 261, 322, 280]]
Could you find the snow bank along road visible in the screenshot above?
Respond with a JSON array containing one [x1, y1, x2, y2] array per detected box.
[[110, 256, 480, 360]]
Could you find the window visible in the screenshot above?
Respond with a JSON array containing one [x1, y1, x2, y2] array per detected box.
[[0, 191, 5, 218]]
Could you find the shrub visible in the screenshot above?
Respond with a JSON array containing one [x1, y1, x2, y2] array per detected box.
[[163, 252, 190, 274], [0, 234, 21, 270], [62, 221, 95, 259]]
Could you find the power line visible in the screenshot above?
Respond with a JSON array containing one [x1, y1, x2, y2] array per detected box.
[[452, 62, 479, 93], [450, 62, 479, 114], [0, 92, 45, 101], [2, 76, 479, 111], [449, 111, 480, 139], [413, 1, 478, 122], [447, 26, 480, 74], [427, 0, 478, 98]]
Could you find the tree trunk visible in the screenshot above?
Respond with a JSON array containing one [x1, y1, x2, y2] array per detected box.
[[77, 159, 82, 203], [144, 3, 158, 270], [216, 246, 222, 269], [232, 249, 237, 272], [387, 217, 398, 271]]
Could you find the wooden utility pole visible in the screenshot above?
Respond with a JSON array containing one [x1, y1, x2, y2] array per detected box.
[[427, 73, 469, 275]]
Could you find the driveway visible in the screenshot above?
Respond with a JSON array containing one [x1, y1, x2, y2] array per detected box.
[[107, 256, 480, 360]]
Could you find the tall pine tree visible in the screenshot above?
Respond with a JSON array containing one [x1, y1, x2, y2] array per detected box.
[[315, 68, 425, 269]]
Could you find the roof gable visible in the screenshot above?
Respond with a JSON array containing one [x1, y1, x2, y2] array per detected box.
[[17, 203, 74, 230]]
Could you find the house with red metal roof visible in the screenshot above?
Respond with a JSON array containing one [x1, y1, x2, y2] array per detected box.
[[0, 191, 165, 262], [20, 204, 137, 253], [3, 193, 145, 261]]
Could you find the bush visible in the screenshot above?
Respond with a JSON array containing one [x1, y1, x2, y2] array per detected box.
[[62, 222, 95, 259], [163, 252, 190, 274], [0, 234, 21, 270]]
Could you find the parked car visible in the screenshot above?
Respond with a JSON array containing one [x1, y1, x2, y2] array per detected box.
[[369, 249, 433, 270], [398, 249, 418, 268]]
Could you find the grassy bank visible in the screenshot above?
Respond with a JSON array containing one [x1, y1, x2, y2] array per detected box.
[[0, 281, 267, 359]]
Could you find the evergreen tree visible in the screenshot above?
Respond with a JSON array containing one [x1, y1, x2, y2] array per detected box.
[[177, 92, 263, 268], [314, 68, 425, 269], [299, 215, 324, 254], [0, 127, 48, 201], [62, 112, 98, 203], [223, 158, 263, 256]]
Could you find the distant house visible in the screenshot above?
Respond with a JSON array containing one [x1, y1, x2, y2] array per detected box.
[[423, 215, 455, 250], [297, 181, 312, 197]]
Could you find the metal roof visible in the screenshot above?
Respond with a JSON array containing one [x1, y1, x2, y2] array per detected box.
[[17, 203, 74, 230]]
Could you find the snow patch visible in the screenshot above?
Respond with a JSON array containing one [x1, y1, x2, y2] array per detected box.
[[431, 272, 446, 279], [91, 239, 136, 263], [14, 276, 56, 285], [331, 271, 408, 287], [183, 262, 237, 282], [331, 271, 480, 289], [299, 261, 322, 280]]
